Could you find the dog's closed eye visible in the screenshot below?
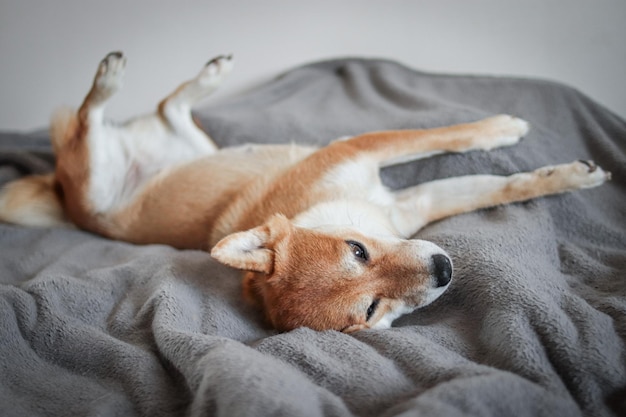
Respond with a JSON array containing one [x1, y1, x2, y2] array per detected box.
[[366, 299, 380, 321]]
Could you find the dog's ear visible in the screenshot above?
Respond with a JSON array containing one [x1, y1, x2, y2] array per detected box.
[[211, 225, 273, 273], [210, 214, 292, 274]]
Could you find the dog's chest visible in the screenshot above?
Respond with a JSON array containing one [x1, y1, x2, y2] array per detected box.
[[293, 199, 398, 237], [318, 156, 392, 205], [290, 156, 398, 236]]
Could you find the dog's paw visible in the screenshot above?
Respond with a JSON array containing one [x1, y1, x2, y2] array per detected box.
[[479, 114, 530, 150], [537, 160, 611, 189], [569, 160, 611, 188], [95, 51, 126, 92], [197, 54, 234, 86]]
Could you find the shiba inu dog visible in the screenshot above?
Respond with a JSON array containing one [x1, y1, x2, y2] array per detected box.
[[0, 52, 610, 332]]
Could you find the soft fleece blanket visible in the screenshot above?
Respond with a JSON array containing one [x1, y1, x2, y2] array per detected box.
[[1, 59, 625, 417]]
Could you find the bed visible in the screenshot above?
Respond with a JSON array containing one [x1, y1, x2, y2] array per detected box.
[[1, 58, 625, 417]]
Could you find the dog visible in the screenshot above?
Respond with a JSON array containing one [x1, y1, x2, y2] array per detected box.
[[0, 52, 611, 332]]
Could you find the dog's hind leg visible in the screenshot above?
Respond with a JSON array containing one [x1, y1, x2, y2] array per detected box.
[[343, 115, 529, 167], [77, 52, 126, 127], [52, 52, 127, 156], [389, 160, 611, 237], [48, 52, 137, 227], [157, 55, 234, 153], [0, 53, 126, 228]]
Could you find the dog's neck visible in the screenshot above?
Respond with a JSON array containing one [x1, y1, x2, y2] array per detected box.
[[292, 199, 400, 238]]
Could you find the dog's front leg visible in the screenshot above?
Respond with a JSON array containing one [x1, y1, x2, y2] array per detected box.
[[343, 115, 529, 167], [389, 160, 611, 237]]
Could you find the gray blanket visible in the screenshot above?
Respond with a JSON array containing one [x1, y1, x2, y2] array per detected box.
[[1, 58, 625, 417]]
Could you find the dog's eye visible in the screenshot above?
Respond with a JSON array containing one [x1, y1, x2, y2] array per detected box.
[[346, 240, 368, 261], [366, 299, 380, 321]]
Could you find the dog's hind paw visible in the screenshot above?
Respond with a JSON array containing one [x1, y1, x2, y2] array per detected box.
[[94, 51, 126, 93], [197, 54, 234, 86], [570, 160, 611, 187], [536, 160, 611, 190]]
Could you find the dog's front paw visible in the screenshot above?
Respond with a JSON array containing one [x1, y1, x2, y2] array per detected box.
[[537, 160, 611, 190], [479, 114, 530, 150], [95, 51, 126, 92], [569, 160, 611, 188], [491, 114, 530, 136]]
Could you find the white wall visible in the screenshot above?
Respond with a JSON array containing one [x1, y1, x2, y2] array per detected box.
[[1, 0, 624, 131]]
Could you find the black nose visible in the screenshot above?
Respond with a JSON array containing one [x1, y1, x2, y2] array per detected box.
[[431, 254, 452, 287]]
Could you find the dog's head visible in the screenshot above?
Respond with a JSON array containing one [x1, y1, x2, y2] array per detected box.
[[210, 214, 452, 332]]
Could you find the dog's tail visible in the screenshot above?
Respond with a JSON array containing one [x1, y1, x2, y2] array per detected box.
[[0, 107, 78, 228], [0, 173, 71, 227]]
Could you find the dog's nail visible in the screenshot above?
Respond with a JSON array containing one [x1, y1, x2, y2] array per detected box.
[[578, 160, 597, 172], [206, 55, 230, 66], [108, 51, 124, 59]]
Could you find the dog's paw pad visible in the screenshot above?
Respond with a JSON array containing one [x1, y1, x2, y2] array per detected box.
[[95, 51, 126, 89]]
